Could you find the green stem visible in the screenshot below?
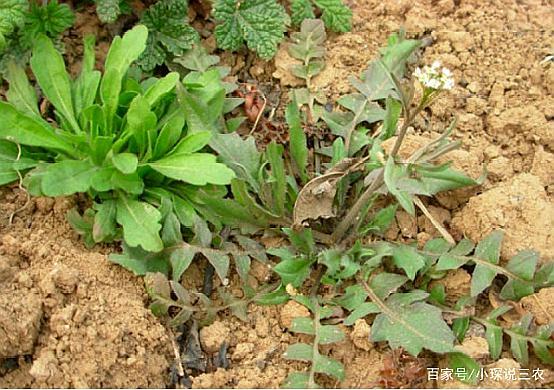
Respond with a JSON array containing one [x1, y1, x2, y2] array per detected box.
[[308, 300, 321, 389], [331, 103, 426, 243]]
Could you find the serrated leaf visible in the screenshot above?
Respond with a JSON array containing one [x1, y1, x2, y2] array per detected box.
[[313, 0, 351, 32], [284, 228, 315, 255], [26, 0, 75, 39], [335, 284, 367, 311], [96, 0, 121, 23], [372, 300, 454, 355], [509, 314, 532, 365], [471, 264, 497, 297], [435, 239, 475, 271], [0, 0, 26, 38], [474, 230, 503, 263], [213, 0, 288, 59], [203, 250, 230, 281], [290, 0, 314, 26], [137, 0, 199, 71], [470, 231, 504, 297]]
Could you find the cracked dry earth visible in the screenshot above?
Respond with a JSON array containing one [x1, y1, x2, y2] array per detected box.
[[1, 0, 553, 388]]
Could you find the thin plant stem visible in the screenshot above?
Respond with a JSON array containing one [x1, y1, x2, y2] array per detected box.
[[332, 107, 417, 242]]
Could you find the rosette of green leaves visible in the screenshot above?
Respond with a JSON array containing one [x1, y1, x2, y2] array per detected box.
[[0, 25, 235, 255]]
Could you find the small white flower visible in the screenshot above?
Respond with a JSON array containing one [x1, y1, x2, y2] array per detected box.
[[413, 61, 455, 91], [431, 60, 442, 70], [285, 283, 298, 296], [442, 77, 455, 90], [427, 78, 441, 90]]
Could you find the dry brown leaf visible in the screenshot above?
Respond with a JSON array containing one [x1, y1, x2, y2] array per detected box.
[[292, 158, 366, 227]]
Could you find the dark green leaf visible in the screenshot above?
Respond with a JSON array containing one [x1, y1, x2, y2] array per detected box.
[[213, 0, 288, 59]]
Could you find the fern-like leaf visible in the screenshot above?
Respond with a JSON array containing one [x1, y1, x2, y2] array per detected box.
[[283, 300, 345, 388], [433, 231, 542, 300]]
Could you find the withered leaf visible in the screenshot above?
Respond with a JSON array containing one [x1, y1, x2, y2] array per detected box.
[[293, 158, 365, 226]]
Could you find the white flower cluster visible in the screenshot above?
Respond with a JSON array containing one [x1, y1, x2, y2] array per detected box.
[[413, 60, 454, 91]]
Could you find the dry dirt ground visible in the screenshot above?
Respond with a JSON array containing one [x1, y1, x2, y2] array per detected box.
[[1, 0, 553, 388]]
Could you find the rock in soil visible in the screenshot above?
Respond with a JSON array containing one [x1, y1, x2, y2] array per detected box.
[[279, 300, 310, 329], [0, 189, 172, 388], [0, 288, 42, 357], [520, 287, 554, 326], [452, 173, 554, 261], [349, 319, 373, 351], [199, 321, 231, 353]]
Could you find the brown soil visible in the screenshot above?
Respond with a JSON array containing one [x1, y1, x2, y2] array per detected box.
[[0, 188, 172, 388], [1, 0, 553, 388]]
